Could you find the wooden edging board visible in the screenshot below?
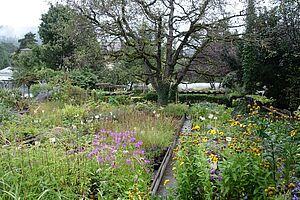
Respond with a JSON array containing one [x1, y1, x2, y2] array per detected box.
[[150, 115, 186, 195]]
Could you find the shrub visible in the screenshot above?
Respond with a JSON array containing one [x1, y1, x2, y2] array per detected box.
[[143, 91, 158, 102], [179, 94, 230, 105], [162, 103, 189, 118], [0, 88, 22, 108], [30, 83, 53, 97]]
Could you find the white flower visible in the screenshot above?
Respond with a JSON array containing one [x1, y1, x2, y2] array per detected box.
[[208, 114, 214, 119], [226, 137, 232, 142], [49, 137, 56, 144], [34, 141, 41, 146], [200, 116, 206, 121], [72, 125, 77, 129], [153, 110, 156, 114], [95, 115, 100, 119], [80, 120, 84, 125], [42, 110, 45, 113], [213, 116, 218, 120], [155, 113, 161, 118]]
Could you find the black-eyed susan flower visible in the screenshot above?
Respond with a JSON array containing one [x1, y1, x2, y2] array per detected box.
[[192, 125, 200, 131]]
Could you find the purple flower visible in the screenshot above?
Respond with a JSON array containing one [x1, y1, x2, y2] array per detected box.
[[292, 195, 299, 200], [130, 137, 136, 143], [135, 141, 143, 148], [100, 129, 106, 134], [126, 159, 132, 165], [218, 176, 223, 181], [144, 159, 150, 164], [97, 156, 104, 163]]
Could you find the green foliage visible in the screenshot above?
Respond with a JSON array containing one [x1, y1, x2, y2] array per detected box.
[[108, 95, 131, 106], [0, 42, 17, 69], [69, 68, 98, 89], [179, 94, 230, 105], [17, 32, 37, 50], [246, 95, 274, 104], [12, 46, 44, 86], [0, 99, 179, 198], [143, 91, 158, 102], [241, 1, 300, 110], [174, 102, 300, 199], [162, 103, 189, 118], [30, 83, 53, 97], [0, 88, 22, 108], [175, 144, 213, 200], [39, 3, 103, 71], [0, 103, 16, 124]]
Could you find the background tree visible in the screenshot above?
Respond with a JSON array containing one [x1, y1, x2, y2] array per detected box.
[[241, 0, 300, 109], [186, 41, 240, 88], [67, 0, 245, 105], [12, 46, 44, 92], [39, 3, 104, 71], [17, 32, 38, 50], [0, 42, 17, 69]]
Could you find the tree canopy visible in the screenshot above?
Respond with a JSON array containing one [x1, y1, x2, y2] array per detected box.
[[66, 0, 245, 105]]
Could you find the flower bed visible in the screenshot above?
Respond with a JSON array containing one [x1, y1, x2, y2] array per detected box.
[[0, 101, 179, 199], [174, 103, 300, 199]]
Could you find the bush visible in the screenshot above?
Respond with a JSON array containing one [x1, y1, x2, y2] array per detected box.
[[108, 95, 131, 105], [31, 83, 53, 97], [143, 91, 158, 102], [179, 94, 230, 105], [162, 103, 189, 117]]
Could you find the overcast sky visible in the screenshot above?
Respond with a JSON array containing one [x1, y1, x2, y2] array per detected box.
[[0, 0, 52, 27], [0, 0, 58, 37]]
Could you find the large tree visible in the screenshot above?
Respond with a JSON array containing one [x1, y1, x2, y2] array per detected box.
[[39, 3, 103, 71], [66, 0, 245, 105]]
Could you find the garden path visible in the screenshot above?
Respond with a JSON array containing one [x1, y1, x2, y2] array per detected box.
[[156, 116, 192, 197]]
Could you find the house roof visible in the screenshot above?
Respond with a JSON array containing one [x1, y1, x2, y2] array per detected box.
[[0, 67, 13, 81]]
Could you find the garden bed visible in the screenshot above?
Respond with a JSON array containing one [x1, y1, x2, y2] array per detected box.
[[0, 100, 180, 199], [173, 102, 300, 199]]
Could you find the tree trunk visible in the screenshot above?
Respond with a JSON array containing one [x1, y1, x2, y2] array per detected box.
[[157, 84, 170, 106]]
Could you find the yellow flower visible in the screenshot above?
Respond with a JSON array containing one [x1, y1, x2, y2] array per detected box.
[[192, 125, 200, 131], [218, 131, 224, 135], [288, 183, 295, 190], [209, 154, 219, 163], [202, 137, 208, 142], [252, 147, 262, 156], [264, 186, 276, 197], [163, 179, 170, 186], [290, 130, 296, 137], [208, 129, 217, 135]]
